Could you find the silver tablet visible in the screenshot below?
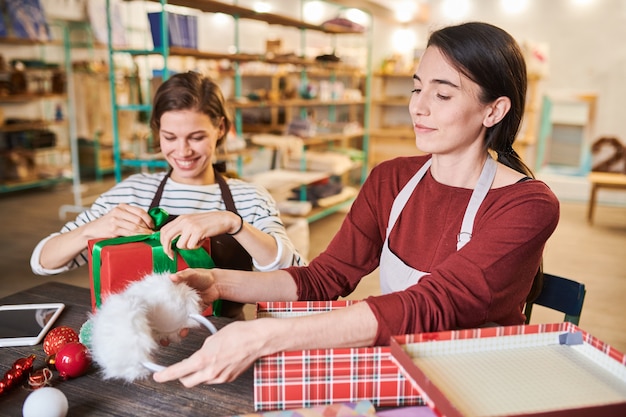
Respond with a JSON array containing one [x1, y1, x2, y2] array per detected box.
[[0, 303, 65, 347]]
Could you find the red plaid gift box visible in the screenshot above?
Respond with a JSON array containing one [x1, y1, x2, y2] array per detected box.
[[254, 301, 423, 411], [390, 322, 626, 417]]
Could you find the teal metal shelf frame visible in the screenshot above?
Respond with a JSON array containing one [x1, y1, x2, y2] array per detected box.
[[106, 0, 170, 182], [104, 0, 372, 223]]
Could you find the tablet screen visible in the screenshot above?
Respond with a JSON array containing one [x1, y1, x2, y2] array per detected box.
[[0, 308, 59, 338], [0, 304, 65, 346]]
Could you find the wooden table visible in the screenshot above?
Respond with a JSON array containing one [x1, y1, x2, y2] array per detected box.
[[587, 171, 626, 224], [0, 282, 254, 416]]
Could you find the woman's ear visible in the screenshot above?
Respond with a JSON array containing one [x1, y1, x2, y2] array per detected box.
[[218, 117, 227, 137], [483, 96, 511, 128]]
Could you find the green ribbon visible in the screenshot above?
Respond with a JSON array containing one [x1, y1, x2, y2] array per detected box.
[[91, 207, 222, 316]]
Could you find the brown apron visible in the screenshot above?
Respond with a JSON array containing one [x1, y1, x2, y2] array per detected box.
[[149, 167, 252, 319]]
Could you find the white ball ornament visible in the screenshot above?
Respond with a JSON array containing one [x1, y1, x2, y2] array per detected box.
[[22, 387, 69, 417]]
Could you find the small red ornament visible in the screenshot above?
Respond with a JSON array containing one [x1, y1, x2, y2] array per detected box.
[[54, 342, 91, 379], [43, 326, 79, 356], [0, 355, 36, 395]]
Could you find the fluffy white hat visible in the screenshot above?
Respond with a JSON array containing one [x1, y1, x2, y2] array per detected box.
[[89, 273, 210, 382]]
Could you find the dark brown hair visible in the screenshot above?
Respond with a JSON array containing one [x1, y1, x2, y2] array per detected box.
[[428, 22, 534, 179], [150, 71, 232, 147]]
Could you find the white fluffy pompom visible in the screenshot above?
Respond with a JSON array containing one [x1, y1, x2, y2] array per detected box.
[[90, 272, 202, 382]]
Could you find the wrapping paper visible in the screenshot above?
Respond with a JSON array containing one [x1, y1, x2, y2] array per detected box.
[[88, 236, 213, 312]]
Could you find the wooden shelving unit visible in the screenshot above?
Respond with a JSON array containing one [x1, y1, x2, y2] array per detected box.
[[0, 32, 73, 194], [369, 71, 423, 167], [105, 0, 372, 222]]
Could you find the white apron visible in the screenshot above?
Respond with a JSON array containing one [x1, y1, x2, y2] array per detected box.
[[379, 155, 498, 294]]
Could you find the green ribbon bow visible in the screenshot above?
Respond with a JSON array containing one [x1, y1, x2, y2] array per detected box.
[[91, 207, 221, 315]]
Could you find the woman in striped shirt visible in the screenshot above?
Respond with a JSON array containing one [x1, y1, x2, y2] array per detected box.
[[31, 72, 304, 317]]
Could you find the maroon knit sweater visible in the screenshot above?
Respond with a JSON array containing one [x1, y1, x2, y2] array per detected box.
[[286, 155, 560, 345]]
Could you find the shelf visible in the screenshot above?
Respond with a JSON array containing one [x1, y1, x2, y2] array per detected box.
[[374, 72, 413, 78], [141, 0, 365, 34], [0, 119, 67, 132], [239, 66, 363, 76], [244, 168, 329, 200], [282, 195, 356, 224], [231, 98, 365, 109], [111, 45, 363, 74], [305, 196, 355, 223], [116, 104, 152, 112], [0, 36, 56, 46], [301, 131, 365, 146], [0, 93, 66, 103], [370, 127, 414, 139], [249, 129, 365, 146], [371, 98, 409, 106], [0, 176, 69, 193], [120, 158, 169, 169]]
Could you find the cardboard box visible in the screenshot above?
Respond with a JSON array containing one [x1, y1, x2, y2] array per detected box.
[[5, 0, 50, 41], [148, 12, 197, 49], [390, 322, 626, 417], [254, 301, 423, 411], [88, 237, 212, 311]]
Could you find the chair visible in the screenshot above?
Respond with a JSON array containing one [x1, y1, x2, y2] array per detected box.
[[524, 273, 586, 325]]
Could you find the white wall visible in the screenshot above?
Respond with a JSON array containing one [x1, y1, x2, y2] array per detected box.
[[373, 0, 626, 144]]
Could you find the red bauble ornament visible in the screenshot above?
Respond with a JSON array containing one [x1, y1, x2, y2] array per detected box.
[[54, 342, 91, 379], [0, 355, 35, 395], [43, 326, 79, 356]]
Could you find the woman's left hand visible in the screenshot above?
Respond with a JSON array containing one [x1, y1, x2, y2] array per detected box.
[[152, 319, 264, 385], [159, 212, 242, 259]]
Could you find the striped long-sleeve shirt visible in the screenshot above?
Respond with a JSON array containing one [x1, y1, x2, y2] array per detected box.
[[31, 172, 305, 275]]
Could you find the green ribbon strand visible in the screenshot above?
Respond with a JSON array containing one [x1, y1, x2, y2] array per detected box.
[[91, 207, 221, 316], [148, 207, 170, 230]]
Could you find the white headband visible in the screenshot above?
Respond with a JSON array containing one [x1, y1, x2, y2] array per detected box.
[[88, 272, 216, 382]]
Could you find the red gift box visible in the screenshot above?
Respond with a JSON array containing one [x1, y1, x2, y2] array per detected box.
[[254, 301, 423, 411], [390, 322, 626, 417], [88, 237, 213, 312]]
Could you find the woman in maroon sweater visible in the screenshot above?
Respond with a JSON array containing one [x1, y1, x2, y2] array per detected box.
[[154, 22, 560, 386]]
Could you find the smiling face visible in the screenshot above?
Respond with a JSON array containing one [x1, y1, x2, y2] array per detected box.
[[159, 109, 225, 185], [409, 46, 493, 157]]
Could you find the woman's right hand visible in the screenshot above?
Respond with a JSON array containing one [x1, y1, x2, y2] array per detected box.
[[85, 203, 155, 239], [153, 318, 269, 385], [170, 268, 221, 308], [38, 203, 155, 270]]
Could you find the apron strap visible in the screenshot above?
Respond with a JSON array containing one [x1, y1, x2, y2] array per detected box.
[[149, 167, 237, 213], [384, 155, 497, 250], [213, 167, 237, 213], [149, 169, 172, 211], [457, 155, 497, 250], [386, 158, 432, 237]]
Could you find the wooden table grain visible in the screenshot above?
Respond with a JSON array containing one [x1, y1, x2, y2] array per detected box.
[[0, 282, 254, 416]]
